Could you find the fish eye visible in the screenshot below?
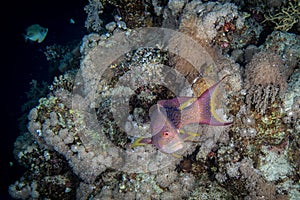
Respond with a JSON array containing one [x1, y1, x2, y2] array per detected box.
[[163, 131, 170, 137]]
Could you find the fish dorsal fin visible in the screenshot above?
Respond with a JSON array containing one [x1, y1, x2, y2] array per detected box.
[[156, 97, 198, 129], [178, 97, 197, 110], [158, 97, 197, 111], [157, 98, 180, 109]]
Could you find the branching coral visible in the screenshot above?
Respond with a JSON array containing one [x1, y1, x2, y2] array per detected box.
[[84, 0, 104, 32], [264, 0, 300, 31]]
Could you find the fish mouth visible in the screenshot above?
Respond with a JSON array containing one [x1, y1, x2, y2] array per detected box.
[[160, 138, 184, 154]]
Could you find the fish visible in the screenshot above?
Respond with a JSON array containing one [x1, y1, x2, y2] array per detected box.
[[131, 75, 232, 154], [70, 18, 75, 24], [24, 24, 48, 43]]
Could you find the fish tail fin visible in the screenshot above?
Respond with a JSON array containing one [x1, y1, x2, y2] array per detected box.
[[23, 34, 28, 42], [131, 137, 152, 148], [197, 75, 233, 126]]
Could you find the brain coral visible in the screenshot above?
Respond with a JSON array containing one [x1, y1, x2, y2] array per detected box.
[[244, 51, 288, 114]]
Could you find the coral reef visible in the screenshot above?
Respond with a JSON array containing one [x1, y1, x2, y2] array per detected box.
[[179, 2, 245, 45], [84, 0, 104, 32], [263, 0, 300, 31], [21, 80, 49, 115], [167, 1, 244, 88], [44, 43, 81, 73], [9, 132, 79, 199], [9, 0, 300, 199], [103, 0, 156, 28], [261, 31, 300, 73], [283, 69, 300, 125], [244, 51, 288, 114], [259, 145, 292, 182]]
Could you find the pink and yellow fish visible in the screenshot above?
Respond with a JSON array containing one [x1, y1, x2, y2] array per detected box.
[[131, 76, 232, 154]]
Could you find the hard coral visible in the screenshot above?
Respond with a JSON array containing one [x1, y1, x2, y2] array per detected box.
[[245, 51, 288, 114], [168, 1, 243, 92], [84, 0, 104, 32], [105, 0, 156, 28], [180, 2, 243, 43], [264, 0, 300, 32], [261, 31, 300, 76]]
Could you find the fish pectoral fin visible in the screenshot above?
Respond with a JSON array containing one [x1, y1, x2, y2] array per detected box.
[[184, 135, 201, 142], [179, 129, 201, 142], [172, 153, 182, 158], [131, 137, 152, 148]]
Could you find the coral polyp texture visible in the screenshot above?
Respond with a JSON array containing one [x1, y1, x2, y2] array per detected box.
[[9, 0, 300, 199], [244, 51, 288, 114], [263, 0, 300, 31]]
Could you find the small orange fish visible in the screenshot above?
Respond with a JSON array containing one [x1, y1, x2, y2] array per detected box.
[[131, 76, 232, 154]]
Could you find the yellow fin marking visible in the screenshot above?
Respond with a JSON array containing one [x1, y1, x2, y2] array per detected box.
[[179, 98, 197, 110], [172, 153, 182, 158], [131, 137, 148, 148], [210, 75, 230, 124], [180, 129, 201, 141]]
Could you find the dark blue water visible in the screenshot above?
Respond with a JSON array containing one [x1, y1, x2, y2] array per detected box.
[[1, 0, 87, 199]]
